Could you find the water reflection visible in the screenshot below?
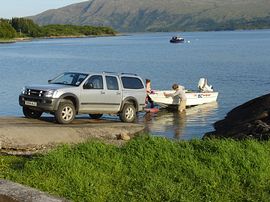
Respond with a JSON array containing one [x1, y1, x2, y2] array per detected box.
[[139, 102, 219, 139]]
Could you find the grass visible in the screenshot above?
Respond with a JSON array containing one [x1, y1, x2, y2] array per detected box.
[[1, 135, 270, 201]]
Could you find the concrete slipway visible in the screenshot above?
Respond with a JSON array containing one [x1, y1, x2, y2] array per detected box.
[[0, 116, 144, 155]]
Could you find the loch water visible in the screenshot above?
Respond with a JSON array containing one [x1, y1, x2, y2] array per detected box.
[[0, 30, 269, 139]]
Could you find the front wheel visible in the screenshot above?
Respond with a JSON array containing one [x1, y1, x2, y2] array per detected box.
[[55, 101, 75, 124], [23, 107, 43, 119], [119, 104, 136, 123]]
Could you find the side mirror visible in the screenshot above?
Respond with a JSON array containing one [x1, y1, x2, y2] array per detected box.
[[48, 79, 52, 83]]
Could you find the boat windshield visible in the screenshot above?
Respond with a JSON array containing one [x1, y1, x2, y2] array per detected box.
[[49, 72, 88, 86]]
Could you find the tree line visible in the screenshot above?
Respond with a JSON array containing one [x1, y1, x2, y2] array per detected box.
[[0, 18, 116, 39], [0, 19, 17, 38]]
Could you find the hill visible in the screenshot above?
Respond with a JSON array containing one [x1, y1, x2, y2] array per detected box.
[[29, 0, 270, 32]]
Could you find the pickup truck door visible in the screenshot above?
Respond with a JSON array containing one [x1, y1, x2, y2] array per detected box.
[[103, 75, 122, 112], [79, 75, 122, 113], [80, 74, 106, 113]]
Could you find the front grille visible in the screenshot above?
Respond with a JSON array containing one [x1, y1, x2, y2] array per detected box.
[[24, 97, 40, 102], [25, 89, 46, 97]]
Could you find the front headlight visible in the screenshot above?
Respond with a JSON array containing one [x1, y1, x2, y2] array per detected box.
[[21, 87, 26, 95], [44, 90, 57, 98]]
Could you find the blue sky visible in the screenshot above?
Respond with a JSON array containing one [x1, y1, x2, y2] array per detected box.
[[0, 0, 87, 19]]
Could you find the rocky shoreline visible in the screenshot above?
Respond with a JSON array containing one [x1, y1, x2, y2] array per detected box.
[[204, 93, 270, 140]]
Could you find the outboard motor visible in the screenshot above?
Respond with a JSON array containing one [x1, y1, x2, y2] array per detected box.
[[198, 78, 213, 92]]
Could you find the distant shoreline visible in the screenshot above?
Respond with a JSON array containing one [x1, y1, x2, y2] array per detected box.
[[0, 34, 118, 44], [0, 39, 17, 44]]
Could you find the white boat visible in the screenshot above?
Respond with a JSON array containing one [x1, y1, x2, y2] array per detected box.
[[149, 90, 218, 108], [149, 78, 218, 108]]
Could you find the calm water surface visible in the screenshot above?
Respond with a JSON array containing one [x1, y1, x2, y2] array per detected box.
[[0, 30, 270, 139]]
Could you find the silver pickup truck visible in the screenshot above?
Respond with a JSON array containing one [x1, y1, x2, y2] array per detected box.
[[19, 72, 146, 124]]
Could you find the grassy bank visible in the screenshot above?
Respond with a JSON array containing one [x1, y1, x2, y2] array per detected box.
[[0, 38, 16, 43], [1, 135, 270, 201]]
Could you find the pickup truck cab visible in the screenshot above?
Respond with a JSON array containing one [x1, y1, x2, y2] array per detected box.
[[19, 71, 146, 124]]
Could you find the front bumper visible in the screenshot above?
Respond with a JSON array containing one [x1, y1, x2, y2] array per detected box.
[[19, 95, 59, 112]]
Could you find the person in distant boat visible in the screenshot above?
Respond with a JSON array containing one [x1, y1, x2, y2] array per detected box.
[[145, 79, 154, 108], [164, 84, 187, 112]]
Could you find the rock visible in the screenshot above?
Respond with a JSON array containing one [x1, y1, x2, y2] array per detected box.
[[116, 133, 131, 141], [0, 179, 69, 202], [204, 93, 270, 140]]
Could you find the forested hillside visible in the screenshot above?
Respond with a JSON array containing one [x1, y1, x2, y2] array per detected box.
[[29, 0, 270, 32], [0, 17, 116, 40]]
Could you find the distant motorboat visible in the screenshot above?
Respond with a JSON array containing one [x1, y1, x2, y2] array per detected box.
[[149, 78, 218, 108], [170, 36, 184, 43]]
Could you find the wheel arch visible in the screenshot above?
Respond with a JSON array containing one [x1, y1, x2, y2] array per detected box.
[[55, 93, 79, 113], [120, 96, 139, 112]]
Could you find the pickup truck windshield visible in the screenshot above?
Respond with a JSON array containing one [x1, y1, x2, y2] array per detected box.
[[50, 72, 88, 86]]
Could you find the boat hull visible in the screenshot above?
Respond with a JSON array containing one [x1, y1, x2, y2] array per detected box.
[[149, 90, 218, 107], [170, 39, 184, 43]]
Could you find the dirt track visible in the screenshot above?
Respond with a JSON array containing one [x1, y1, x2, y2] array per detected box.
[[0, 117, 144, 155]]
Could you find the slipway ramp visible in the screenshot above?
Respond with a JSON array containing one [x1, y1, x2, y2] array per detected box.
[[0, 117, 144, 155]]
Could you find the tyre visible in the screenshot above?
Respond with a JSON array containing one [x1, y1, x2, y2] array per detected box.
[[55, 101, 75, 124], [89, 114, 103, 119], [119, 104, 136, 123], [23, 107, 43, 119]]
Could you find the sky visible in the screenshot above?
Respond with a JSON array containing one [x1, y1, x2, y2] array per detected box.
[[0, 0, 87, 19]]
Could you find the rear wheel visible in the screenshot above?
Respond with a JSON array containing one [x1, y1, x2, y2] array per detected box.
[[120, 104, 136, 123], [89, 114, 103, 119], [23, 107, 43, 119], [55, 101, 75, 124]]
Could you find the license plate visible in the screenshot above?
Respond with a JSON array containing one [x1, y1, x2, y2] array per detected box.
[[25, 101, 37, 107]]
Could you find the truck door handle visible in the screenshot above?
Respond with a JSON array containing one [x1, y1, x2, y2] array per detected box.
[[101, 91, 105, 94], [116, 92, 121, 95]]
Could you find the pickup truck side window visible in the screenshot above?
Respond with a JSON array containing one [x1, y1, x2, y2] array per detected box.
[[106, 76, 119, 90], [121, 77, 144, 89], [84, 75, 103, 89]]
